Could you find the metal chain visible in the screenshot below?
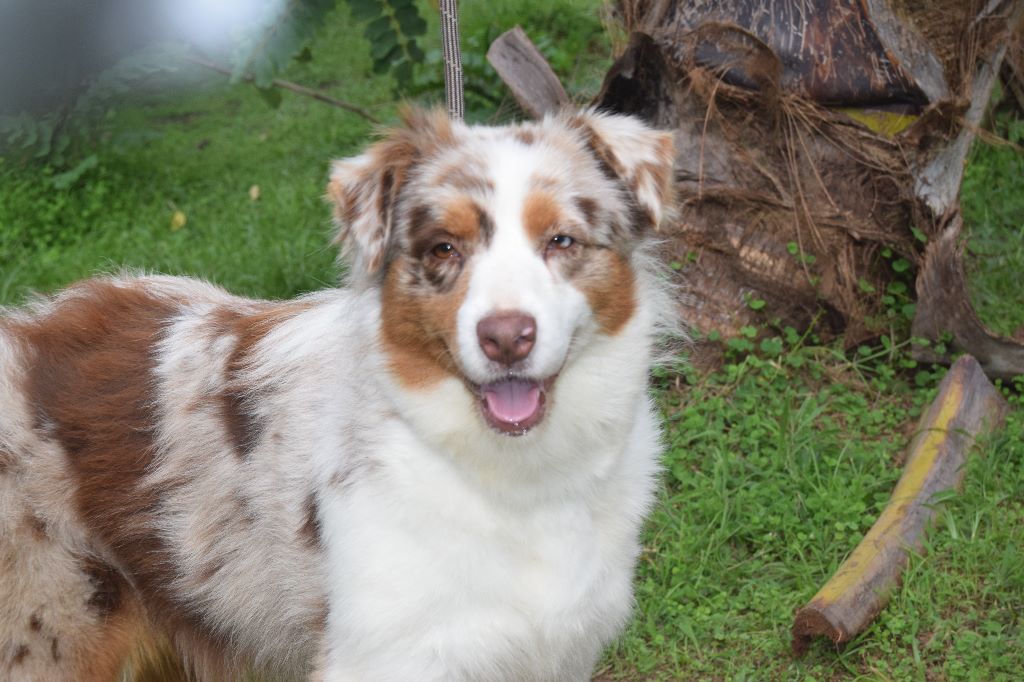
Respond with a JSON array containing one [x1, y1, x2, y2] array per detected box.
[[438, 0, 464, 121]]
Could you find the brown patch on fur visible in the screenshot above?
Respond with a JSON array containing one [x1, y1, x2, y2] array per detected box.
[[12, 644, 29, 665], [574, 196, 599, 227], [198, 558, 226, 583], [522, 191, 563, 243], [0, 446, 11, 474], [439, 165, 493, 195], [298, 492, 322, 549], [29, 614, 42, 632], [13, 281, 177, 604], [206, 303, 309, 460], [25, 511, 48, 540], [328, 457, 378, 493], [380, 259, 469, 389], [13, 280, 232, 674], [70, 606, 159, 682], [576, 122, 627, 183], [81, 556, 125, 618], [580, 252, 637, 335], [441, 196, 488, 244], [50, 637, 59, 662], [220, 388, 260, 460], [515, 129, 536, 145]]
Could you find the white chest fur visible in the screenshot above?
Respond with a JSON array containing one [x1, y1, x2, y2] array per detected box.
[[318, 398, 658, 682]]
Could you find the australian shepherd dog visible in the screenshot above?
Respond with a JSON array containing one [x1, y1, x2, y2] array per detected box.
[[0, 108, 676, 681]]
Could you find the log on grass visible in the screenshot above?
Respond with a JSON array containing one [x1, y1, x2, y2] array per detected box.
[[791, 355, 1008, 656]]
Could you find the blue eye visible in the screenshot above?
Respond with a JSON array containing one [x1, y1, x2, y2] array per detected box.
[[549, 235, 574, 249]]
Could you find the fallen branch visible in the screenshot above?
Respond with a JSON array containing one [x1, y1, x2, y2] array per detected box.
[[183, 55, 380, 125], [792, 355, 1008, 656]]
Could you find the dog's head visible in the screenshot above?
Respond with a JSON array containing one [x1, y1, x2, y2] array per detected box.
[[327, 108, 674, 437]]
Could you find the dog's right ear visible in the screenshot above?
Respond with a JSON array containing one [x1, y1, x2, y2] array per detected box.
[[326, 108, 454, 283], [326, 145, 412, 283]]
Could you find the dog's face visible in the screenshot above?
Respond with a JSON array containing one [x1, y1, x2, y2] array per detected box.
[[327, 109, 674, 436]]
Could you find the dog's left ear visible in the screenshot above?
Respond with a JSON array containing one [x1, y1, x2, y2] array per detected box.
[[326, 108, 454, 283], [569, 111, 676, 232]]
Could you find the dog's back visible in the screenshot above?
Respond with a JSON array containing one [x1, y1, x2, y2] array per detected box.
[[1, 109, 676, 681]]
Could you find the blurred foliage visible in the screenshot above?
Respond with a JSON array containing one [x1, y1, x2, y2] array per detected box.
[[0, 0, 427, 169]]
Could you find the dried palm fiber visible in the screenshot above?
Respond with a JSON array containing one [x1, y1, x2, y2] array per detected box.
[[600, 0, 1023, 370]]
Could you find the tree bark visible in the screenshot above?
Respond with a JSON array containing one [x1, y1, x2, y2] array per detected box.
[[592, 0, 1023, 364]]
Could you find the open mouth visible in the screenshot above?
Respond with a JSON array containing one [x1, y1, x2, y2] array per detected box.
[[476, 376, 553, 436]]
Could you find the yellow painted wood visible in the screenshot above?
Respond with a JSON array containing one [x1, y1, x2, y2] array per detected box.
[[839, 108, 918, 138], [810, 378, 963, 605]]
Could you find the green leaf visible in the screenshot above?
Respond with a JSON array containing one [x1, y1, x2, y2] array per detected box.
[[348, 0, 383, 22], [727, 337, 755, 353], [370, 36, 401, 61], [406, 40, 425, 62], [760, 337, 783, 356], [365, 15, 393, 41], [394, 5, 427, 36], [392, 59, 414, 87]]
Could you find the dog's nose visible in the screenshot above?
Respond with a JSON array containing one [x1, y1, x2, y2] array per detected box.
[[477, 312, 536, 366]]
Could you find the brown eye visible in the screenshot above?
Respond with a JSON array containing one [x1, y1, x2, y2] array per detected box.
[[431, 242, 459, 259], [548, 235, 574, 251]]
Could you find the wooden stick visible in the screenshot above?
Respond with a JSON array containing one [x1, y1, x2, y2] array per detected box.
[[486, 26, 569, 119], [792, 355, 1008, 656]]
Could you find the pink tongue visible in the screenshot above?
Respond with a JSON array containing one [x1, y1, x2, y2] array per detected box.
[[483, 379, 541, 424]]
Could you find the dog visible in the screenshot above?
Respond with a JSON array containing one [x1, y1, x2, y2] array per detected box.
[[0, 108, 676, 681]]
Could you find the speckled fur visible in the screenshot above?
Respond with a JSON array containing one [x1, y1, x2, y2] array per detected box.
[[0, 109, 676, 681]]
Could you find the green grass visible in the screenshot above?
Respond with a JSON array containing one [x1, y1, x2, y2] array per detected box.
[[1, 1, 1022, 680], [600, 342, 1024, 680], [962, 113, 1024, 338]]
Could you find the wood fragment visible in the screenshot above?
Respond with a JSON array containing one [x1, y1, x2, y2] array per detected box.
[[911, 11, 1012, 217], [486, 26, 569, 118], [912, 217, 1024, 379], [791, 355, 1008, 656]]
